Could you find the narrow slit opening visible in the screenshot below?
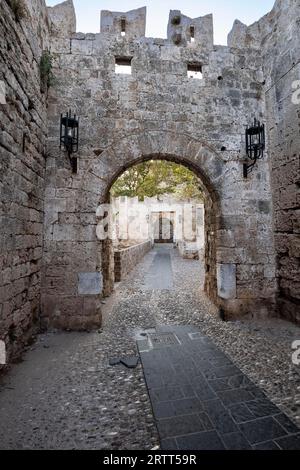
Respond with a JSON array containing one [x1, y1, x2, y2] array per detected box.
[[190, 26, 195, 43], [121, 18, 126, 37]]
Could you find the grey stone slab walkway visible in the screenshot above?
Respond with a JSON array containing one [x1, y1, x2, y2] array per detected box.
[[143, 245, 174, 290], [137, 324, 300, 450]]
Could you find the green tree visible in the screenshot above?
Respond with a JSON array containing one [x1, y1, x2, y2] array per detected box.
[[111, 160, 203, 201]]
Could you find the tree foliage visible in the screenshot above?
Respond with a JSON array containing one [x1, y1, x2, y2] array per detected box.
[[111, 160, 203, 201]]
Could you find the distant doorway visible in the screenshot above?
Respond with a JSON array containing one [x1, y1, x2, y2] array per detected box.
[[153, 212, 175, 243]]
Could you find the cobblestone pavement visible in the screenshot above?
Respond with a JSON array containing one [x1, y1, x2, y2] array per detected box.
[[0, 245, 299, 449]]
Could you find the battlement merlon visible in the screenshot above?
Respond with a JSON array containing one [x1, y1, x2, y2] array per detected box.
[[167, 11, 214, 49], [47, 0, 76, 38], [100, 7, 147, 39]]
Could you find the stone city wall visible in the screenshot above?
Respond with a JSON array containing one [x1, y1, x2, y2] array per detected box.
[[111, 196, 204, 246], [229, 0, 300, 323], [0, 0, 50, 363], [42, 1, 283, 326], [263, 0, 300, 323]]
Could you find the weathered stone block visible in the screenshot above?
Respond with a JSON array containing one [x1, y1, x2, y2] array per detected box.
[[217, 264, 237, 300], [78, 272, 103, 295]]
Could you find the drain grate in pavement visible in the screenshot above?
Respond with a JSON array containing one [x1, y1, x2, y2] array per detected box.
[[188, 332, 203, 341], [149, 332, 180, 348]]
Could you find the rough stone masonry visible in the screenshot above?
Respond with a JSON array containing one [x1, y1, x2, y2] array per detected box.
[[0, 0, 299, 365]]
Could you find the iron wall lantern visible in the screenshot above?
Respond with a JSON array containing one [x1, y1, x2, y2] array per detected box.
[[60, 110, 79, 173], [244, 118, 265, 178]]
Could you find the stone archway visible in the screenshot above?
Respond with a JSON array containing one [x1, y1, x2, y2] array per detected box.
[[84, 131, 226, 310], [42, 128, 276, 329]]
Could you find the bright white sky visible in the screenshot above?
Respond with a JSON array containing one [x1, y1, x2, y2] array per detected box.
[[46, 0, 275, 45]]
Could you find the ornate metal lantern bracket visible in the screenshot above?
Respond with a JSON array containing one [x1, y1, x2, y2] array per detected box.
[[60, 110, 79, 173], [244, 118, 265, 178]]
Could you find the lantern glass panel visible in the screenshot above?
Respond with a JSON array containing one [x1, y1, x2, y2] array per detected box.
[[60, 111, 79, 154]]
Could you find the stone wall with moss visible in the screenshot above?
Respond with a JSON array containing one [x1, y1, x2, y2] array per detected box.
[[0, 0, 50, 364]]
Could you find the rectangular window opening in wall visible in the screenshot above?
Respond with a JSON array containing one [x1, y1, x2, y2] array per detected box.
[[121, 18, 126, 36], [187, 63, 203, 79], [115, 57, 132, 75], [190, 26, 195, 43]]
